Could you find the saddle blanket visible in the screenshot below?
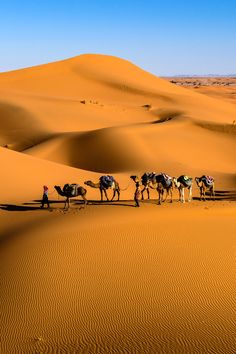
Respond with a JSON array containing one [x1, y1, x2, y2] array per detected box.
[[179, 175, 192, 187], [100, 175, 114, 188], [203, 175, 214, 185], [63, 183, 80, 196], [161, 173, 172, 182]]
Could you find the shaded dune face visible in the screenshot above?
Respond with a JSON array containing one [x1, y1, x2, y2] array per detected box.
[[64, 129, 144, 173], [25, 128, 152, 173], [0, 101, 49, 151]]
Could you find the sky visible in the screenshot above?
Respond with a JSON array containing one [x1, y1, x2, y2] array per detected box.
[[0, 0, 236, 76]]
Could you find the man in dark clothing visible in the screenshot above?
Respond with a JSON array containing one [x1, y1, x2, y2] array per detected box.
[[41, 185, 50, 208], [134, 182, 141, 207]]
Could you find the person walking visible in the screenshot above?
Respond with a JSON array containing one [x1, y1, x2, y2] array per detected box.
[[134, 182, 141, 207], [41, 185, 50, 208]]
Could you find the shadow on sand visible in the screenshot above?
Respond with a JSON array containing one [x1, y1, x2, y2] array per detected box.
[[1, 191, 235, 212], [0, 199, 64, 212], [193, 190, 236, 202]]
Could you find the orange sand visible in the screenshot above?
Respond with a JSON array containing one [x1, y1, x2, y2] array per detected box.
[[0, 54, 235, 353]]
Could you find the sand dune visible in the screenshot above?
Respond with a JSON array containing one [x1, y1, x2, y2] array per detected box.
[[1, 54, 236, 353]]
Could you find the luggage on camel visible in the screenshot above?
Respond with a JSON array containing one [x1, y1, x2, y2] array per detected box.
[[141, 172, 156, 184], [178, 175, 192, 187], [202, 175, 214, 186], [99, 175, 114, 188], [63, 183, 80, 197], [160, 173, 172, 187]]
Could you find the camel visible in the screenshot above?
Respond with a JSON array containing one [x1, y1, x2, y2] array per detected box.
[[131, 173, 173, 204], [130, 172, 156, 200], [195, 176, 215, 201], [54, 184, 87, 209], [150, 173, 174, 204], [84, 176, 120, 201], [173, 175, 193, 203]]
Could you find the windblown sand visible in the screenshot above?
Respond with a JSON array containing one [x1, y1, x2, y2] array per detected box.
[[0, 54, 235, 353]]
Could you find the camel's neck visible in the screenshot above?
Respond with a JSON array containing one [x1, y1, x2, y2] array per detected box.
[[54, 186, 65, 196], [87, 181, 100, 188]]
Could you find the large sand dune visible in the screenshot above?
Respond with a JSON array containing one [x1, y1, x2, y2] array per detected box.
[[1, 54, 235, 353]]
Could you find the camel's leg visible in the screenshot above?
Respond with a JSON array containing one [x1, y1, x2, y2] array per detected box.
[[141, 186, 146, 200], [212, 186, 215, 201], [158, 189, 162, 205], [100, 188, 103, 201], [178, 188, 181, 202], [161, 190, 165, 203], [117, 189, 120, 201], [199, 187, 203, 201], [188, 186, 192, 202], [147, 187, 150, 200], [110, 190, 115, 201], [64, 197, 69, 209], [104, 189, 109, 201], [112, 187, 120, 201], [182, 188, 185, 203], [162, 190, 166, 202], [162, 187, 168, 202], [170, 188, 173, 203], [180, 188, 183, 202], [82, 195, 87, 206]]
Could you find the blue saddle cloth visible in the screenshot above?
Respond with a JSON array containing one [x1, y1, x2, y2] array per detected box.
[[178, 175, 192, 187], [141, 172, 156, 184], [160, 173, 172, 187], [100, 175, 114, 188], [202, 175, 214, 186]]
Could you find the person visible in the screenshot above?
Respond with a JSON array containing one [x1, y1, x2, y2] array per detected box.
[[41, 185, 50, 208], [134, 182, 141, 207]]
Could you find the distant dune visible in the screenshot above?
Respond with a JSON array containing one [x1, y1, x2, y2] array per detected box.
[[1, 54, 235, 353], [0, 54, 235, 182]]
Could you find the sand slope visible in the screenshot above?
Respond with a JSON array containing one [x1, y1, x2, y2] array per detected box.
[[1, 203, 235, 353]]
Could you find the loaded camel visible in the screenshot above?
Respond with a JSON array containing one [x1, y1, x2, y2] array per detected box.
[[131, 173, 174, 204], [130, 172, 156, 200], [150, 173, 174, 204], [173, 175, 193, 203], [84, 175, 120, 201], [54, 184, 87, 209], [195, 176, 215, 201]]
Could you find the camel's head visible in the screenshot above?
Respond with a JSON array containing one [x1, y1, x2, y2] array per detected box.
[[84, 181, 91, 186], [130, 175, 139, 183]]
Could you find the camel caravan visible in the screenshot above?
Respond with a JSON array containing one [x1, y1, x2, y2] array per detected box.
[[52, 173, 215, 209]]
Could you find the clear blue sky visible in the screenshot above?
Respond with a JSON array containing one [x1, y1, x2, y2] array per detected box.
[[0, 0, 235, 75]]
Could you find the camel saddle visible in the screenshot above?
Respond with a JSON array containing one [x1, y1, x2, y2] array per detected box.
[[100, 175, 114, 189], [160, 173, 172, 187], [141, 172, 156, 183], [63, 183, 79, 196], [202, 175, 214, 186], [178, 175, 192, 187]]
